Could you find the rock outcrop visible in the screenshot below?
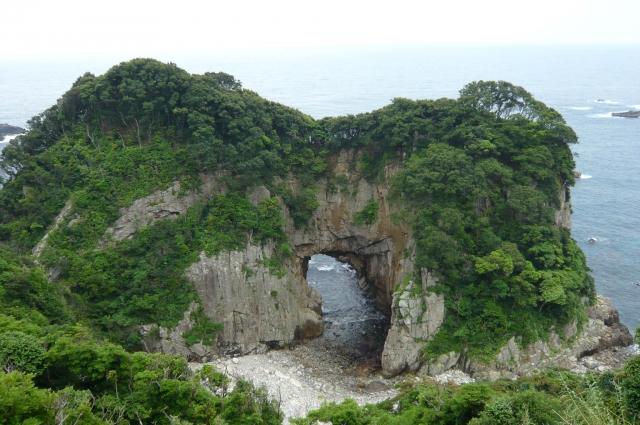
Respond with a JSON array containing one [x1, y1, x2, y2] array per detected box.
[[419, 295, 633, 380], [612, 110, 640, 118], [137, 149, 416, 366], [381, 268, 445, 377], [98, 172, 226, 247], [39, 147, 631, 377], [0, 123, 25, 139], [555, 185, 572, 229]]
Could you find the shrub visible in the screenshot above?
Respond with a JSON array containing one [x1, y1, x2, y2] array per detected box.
[[0, 331, 46, 374], [353, 198, 379, 226]]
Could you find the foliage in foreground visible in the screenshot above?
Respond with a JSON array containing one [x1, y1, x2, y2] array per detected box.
[[293, 358, 640, 425], [0, 320, 282, 425]]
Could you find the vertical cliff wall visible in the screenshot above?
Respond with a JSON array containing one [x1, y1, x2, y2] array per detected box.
[[48, 148, 627, 378], [136, 149, 425, 371]]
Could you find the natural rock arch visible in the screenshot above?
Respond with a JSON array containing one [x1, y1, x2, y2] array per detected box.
[[94, 148, 628, 379], [131, 149, 440, 376]]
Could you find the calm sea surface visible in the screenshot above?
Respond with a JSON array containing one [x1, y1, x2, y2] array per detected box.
[[1, 45, 639, 331]]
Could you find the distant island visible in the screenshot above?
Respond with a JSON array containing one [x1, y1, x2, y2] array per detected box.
[[612, 110, 640, 118], [0, 123, 25, 139]]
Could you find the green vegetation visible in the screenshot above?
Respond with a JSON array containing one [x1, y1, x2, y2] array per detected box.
[[277, 186, 320, 229], [0, 59, 615, 423], [320, 82, 592, 359], [0, 324, 282, 424], [183, 306, 223, 346], [293, 366, 640, 425], [353, 198, 380, 226]]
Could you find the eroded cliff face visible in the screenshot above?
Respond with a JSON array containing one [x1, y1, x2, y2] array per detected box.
[[38, 149, 630, 376], [136, 149, 420, 367], [381, 268, 445, 377]]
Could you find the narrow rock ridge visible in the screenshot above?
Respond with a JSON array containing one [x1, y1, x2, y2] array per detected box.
[[98, 172, 226, 248]]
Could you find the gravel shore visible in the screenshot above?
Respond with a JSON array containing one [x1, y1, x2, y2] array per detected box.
[[191, 340, 400, 423], [190, 334, 481, 424]]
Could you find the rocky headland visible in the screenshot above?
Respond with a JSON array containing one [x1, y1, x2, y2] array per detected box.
[[4, 61, 638, 423], [612, 110, 640, 118]]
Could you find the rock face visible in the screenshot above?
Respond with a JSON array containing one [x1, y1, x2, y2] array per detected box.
[[99, 173, 226, 247], [184, 243, 324, 356], [555, 185, 572, 229], [38, 147, 631, 377], [139, 149, 416, 367], [419, 295, 633, 380], [381, 268, 445, 377]]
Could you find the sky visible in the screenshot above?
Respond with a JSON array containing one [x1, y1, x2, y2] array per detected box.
[[2, 0, 639, 58]]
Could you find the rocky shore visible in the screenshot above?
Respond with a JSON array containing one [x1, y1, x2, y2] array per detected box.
[[0, 123, 25, 139], [190, 335, 477, 424], [188, 295, 636, 423], [190, 333, 636, 424], [457, 295, 635, 380], [191, 338, 401, 424]]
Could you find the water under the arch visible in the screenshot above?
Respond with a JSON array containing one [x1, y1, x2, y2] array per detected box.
[[306, 254, 389, 359]]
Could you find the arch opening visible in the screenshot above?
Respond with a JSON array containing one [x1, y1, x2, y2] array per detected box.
[[305, 253, 390, 370]]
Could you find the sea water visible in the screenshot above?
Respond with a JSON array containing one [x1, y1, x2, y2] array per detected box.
[[307, 254, 387, 352], [1, 45, 639, 331]]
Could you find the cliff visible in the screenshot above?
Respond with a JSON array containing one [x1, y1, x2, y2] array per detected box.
[[113, 149, 417, 364], [3, 60, 628, 381], [43, 148, 629, 378]]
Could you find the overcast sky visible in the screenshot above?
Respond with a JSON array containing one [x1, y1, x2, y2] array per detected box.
[[2, 0, 639, 58]]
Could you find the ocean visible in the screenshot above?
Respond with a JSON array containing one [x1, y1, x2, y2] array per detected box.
[[1, 45, 639, 332]]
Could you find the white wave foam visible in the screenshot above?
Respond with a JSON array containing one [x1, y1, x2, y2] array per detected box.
[[593, 100, 619, 104], [1, 134, 20, 143], [588, 113, 614, 118], [568, 107, 592, 111], [317, 265, 335, 271], [579, 174, 592, 179]]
